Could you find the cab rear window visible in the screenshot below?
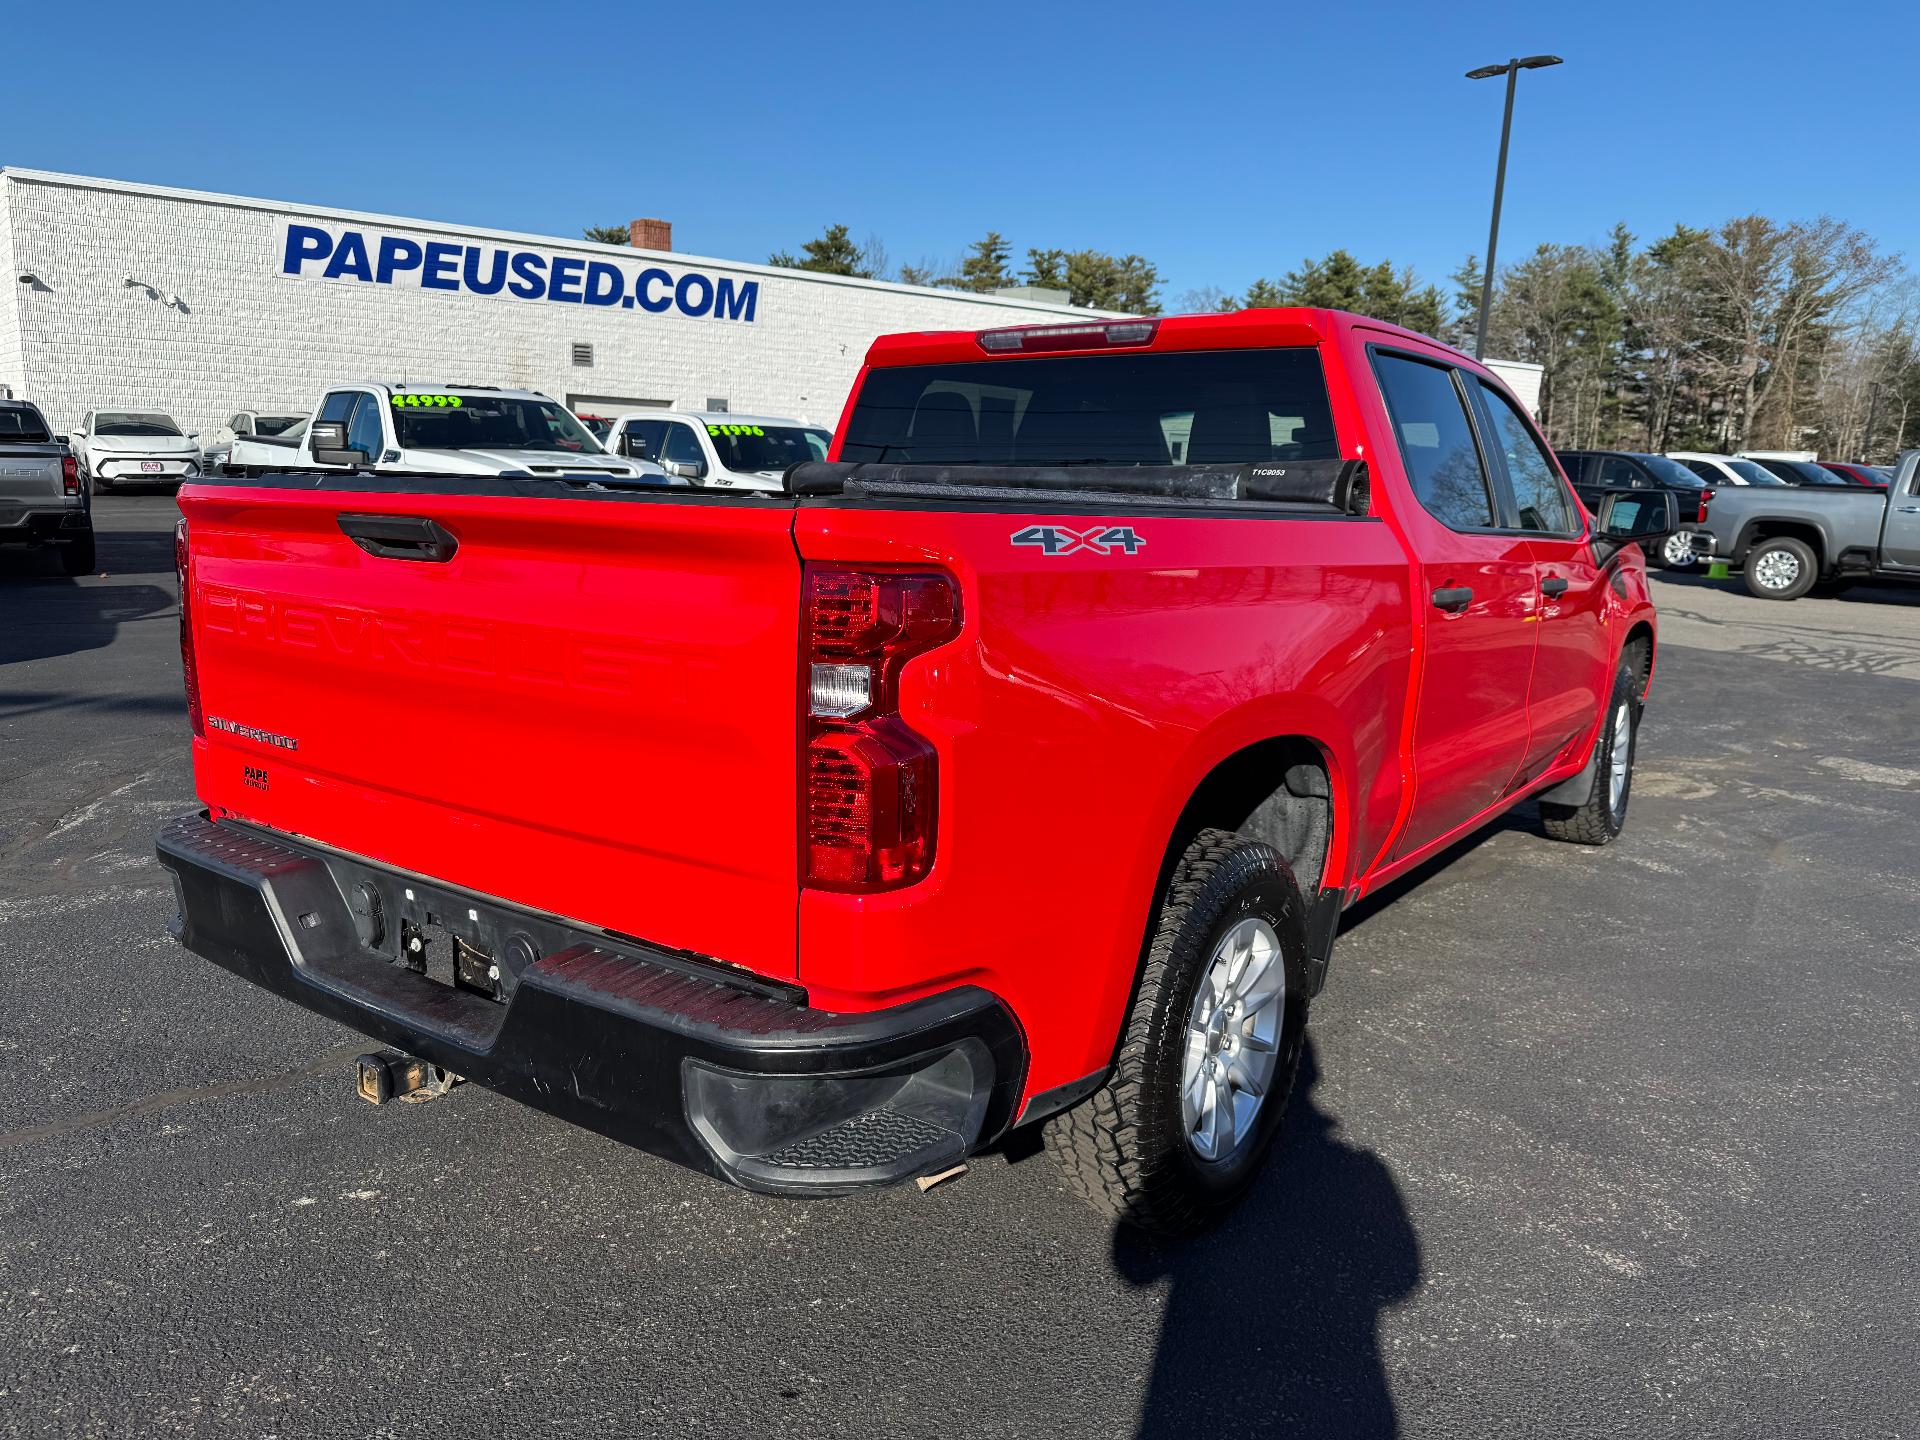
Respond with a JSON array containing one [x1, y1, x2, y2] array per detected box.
[[839, 349, 1337, 469], [0, 409, 52, 442]]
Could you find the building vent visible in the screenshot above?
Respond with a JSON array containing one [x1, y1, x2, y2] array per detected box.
[[706, 397, 729, 413], [571, 342, 594, 368]]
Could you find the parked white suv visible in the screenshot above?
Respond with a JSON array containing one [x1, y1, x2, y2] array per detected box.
[[604, 410, 830, 492], [71, 410, 202, 492], [1666, 452, 1788, 487]]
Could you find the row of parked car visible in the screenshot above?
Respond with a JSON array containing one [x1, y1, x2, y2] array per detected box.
[[1555, 445, 1917, 600], [0, 385, 836, 575], [7, 378, 1913, 604]]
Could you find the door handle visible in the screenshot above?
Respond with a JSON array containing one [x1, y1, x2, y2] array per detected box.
[[337, 513, 459, 562], [1541, 577, 1569, 597], [1898, 506, 1920, 513], [1431, 585, 1474, 613]]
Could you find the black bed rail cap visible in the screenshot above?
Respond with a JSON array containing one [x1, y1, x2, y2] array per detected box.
[[784, 458, 1369, 513]]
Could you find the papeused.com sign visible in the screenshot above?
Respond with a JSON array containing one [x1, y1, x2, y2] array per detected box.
[[273, 218, 759, 323]]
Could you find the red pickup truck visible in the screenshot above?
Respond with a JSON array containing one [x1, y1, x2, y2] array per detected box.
[[159, 309, 1668, 1233]]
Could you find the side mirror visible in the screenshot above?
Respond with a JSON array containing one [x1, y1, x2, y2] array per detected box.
[[53, 434, 67, 446], [188, 430, 201, 440], [664, 459, 706, 481], [1595, 489, 1676, 558], [310, 420, 369, 468]]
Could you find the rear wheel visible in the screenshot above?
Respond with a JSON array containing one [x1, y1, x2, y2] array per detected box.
[[91, 472, 110, 494], [58, 527, 96, 577], [1045, 828, 1311, 1234], [1744, 537, 1817, 600], [1541, 661, 1640, 845], [1659, 531, 1698, 569]]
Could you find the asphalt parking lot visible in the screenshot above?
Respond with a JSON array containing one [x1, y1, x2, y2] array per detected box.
[[2, 496, 1915, 1439]]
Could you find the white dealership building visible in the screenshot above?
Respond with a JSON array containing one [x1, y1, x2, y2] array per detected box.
[[0, 168, 1093, 436]]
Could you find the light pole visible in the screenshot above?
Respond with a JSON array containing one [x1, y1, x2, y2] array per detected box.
[[1466, 54, 1562, 359]]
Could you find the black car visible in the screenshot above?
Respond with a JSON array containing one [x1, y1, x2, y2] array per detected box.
[[1742, 456, 1853, 488], [1555, 450, 1711, 568]]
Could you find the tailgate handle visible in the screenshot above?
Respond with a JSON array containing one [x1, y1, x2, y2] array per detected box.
[[337, 513, 459, 563]]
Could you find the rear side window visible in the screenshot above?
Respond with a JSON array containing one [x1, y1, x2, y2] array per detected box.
[[1598, 457, 1645, 488], [838, 348, 1338, 469], [620, 419, 669, 461], [1372, 353, 1496, 530], [0, 407, 52, 442], [1473, 380, 1577, 534]]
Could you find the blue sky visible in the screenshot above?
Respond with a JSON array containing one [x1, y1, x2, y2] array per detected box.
[[5, 0, 1912, 310]]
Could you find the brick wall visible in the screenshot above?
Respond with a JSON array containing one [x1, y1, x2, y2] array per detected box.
[[0, 171, 1100, 435]]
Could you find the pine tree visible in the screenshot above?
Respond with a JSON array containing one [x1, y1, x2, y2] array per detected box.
[[581, 224, 631, 246], [769, 223, 872, 277], [1242, 278, 1284, 309], [948, 232, 1012, 293]]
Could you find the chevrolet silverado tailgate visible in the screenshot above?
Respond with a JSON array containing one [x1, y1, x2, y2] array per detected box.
[[178, 483, 802, 979]]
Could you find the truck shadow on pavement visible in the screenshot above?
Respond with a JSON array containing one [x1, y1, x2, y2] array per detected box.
[[1114, 1043, 1420, 1440], [0, 529, 179, 669]]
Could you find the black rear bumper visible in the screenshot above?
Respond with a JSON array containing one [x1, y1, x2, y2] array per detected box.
[[156, 813, 1024, 1194]]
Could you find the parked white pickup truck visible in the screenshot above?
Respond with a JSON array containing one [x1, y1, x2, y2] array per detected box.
[[202, 410, 307, 474], [230, 383, 671, 483], [0, 398, 92, 574], [603, 409, 829, 491]]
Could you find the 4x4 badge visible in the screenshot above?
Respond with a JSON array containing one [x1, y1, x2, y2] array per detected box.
[[1011, 524, 1146, 557]]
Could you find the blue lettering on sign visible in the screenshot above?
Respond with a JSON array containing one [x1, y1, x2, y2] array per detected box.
[[375, 236, 423, 285], [283, 223, 334, 273], [421, 241, 461, 292], [462, 247, 508, 295], [279, 223, 759, 322], [584, 261, 623, 307], [675, 273, 714, 317], [714, 276, 757, 322], [507, 251, 547, 299], [635, 267, 674, 314], [548, 257, 585, 303]]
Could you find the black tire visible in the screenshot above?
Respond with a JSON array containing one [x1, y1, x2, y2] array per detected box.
[[1541, 662, 1640, 845], [58, 528, 96, 577], [1045, 828, 1311, 1234], [91, 472, 110, 494], [1743, 537, 1818, 601]]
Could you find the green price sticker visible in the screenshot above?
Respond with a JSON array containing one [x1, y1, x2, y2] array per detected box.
[[390, 394, 465, 408], [707, 423, 764, 437]]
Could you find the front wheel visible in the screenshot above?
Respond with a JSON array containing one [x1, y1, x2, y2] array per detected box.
[[1744, 537, 1818, 600], [1541, 661, 1640, 845], [1045, 829, 1311, 1234]]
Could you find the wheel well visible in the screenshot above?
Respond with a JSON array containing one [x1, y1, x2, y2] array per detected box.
[[1622, 622, 1654, 697], [1164, 737, 1333, 900], [1740, 520, 1826, 571]]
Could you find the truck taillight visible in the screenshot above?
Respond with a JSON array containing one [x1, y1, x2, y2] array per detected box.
[[802, 566, 960, 891], [175, 518, 203, 738], [977, 319, 1158, 353], [62, 456, 79, 495], [1698, 487, 1713, 518]]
